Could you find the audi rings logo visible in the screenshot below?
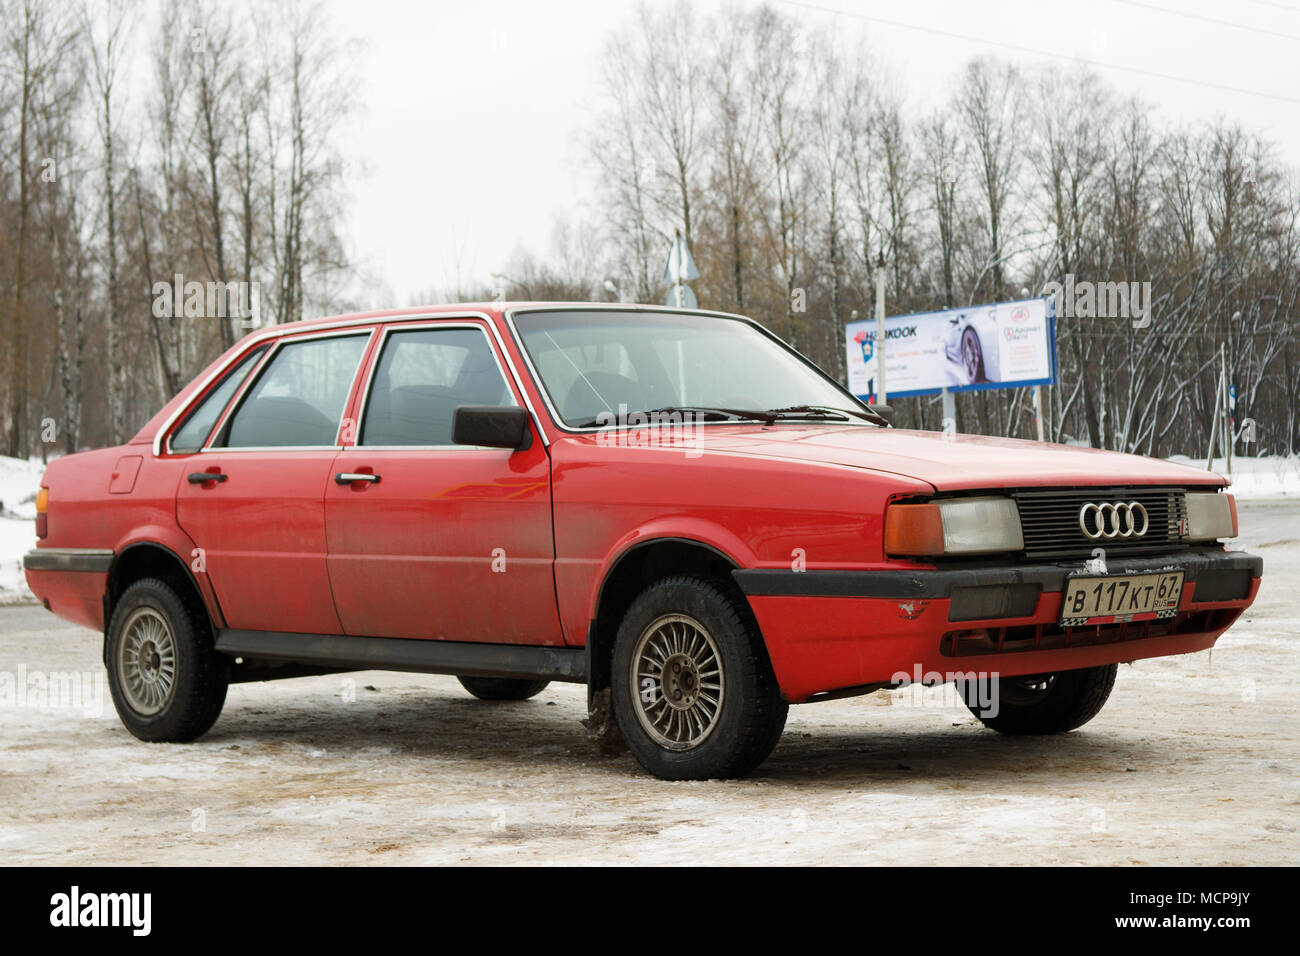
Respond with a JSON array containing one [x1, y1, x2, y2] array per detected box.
[[1078, 501, 1149, 539]]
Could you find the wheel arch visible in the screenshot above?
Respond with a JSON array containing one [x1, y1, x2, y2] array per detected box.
[[585, 536, 748, 705], [105, 541, 223, 659]]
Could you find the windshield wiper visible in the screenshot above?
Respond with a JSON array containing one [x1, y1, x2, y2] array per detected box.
[[569, 406, 777, 429], [765, 404, 890, 426]]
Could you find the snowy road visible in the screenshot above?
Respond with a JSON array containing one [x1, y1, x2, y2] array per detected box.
[[0, 499, 1296, 865]]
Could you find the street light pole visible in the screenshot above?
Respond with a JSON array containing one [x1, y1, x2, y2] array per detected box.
[[874, 251, 887, 404], [1206, 350, 1224, 473], [1222, 343, 1232, 477]]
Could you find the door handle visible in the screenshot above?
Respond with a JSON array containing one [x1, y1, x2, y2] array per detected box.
[[187, 472, 227, 484], [335, 472, 381, 485]]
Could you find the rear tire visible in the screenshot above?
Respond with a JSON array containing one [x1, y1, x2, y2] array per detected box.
[[105, 577, 228, 742], [457, 676, 550, 701], [611, 575, 787, 780], [961, 664, 1117, 735]]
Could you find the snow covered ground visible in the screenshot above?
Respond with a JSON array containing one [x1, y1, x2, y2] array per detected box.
[[0, 457, 43, 605], [1169, 454, 1300, 498]]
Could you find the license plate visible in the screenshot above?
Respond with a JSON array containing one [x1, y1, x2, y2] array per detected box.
[[1060, 571, 1185, 626]]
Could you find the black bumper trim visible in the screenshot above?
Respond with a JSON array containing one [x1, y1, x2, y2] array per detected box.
[[215, 630, 587, 683], [22, 548, 114, 573], [732, 550, 1262, 600]]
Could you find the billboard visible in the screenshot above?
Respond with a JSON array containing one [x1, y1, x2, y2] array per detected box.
[[844, 296, 1056, 402]]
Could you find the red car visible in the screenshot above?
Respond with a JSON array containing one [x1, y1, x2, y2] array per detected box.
[[24, 304, 1260, 779]]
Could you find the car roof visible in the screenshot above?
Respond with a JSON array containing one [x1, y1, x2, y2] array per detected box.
[[243, 302, 749, 340]]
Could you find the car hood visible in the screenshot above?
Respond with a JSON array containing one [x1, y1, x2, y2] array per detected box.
[[664, 425, 1226, 492]]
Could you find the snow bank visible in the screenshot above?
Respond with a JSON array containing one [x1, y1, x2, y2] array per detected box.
[[1167, 454, 1300, 498], [0, 456, 46, 604], [0, 455, 44, 519]]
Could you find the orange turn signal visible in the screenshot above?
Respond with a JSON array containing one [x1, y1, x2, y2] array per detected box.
[[1226, 493, 1238, 538], [883, 502, 944, 556], [35, 487, 48, 539]]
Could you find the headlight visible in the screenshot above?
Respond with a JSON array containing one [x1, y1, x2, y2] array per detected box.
[[1184, 491, 1237, 541], [885, 496, 1023, 556]]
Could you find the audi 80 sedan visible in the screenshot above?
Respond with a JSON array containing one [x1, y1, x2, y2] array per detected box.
[[24, 304, 1260, 779]]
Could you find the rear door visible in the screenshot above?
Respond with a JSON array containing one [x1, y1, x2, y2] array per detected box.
[[324, 320, 562, 645], [176, 329, 374, 634]]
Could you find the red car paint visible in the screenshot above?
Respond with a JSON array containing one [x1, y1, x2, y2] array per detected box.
[[25, 303, 1260, 704]]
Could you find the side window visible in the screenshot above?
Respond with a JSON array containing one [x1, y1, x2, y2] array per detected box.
[[361, 327, 513, 446], [169, 347, 267, 453], [223, 334, 369, 448]]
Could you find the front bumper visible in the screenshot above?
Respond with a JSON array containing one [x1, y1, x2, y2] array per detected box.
[[733, 549, 1262, 702]]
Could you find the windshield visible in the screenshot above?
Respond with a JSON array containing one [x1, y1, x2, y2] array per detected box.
[[512, 309, 872, 428]]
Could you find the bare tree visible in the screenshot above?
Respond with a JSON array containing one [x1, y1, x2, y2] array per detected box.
[[589, 25, 660, 301], [957, 57, 1023, 301], [705, 5, 762, 311], [4, 0, 76, 456], [919, 108, 964, 309], [83, 0, 135, 444], [33, 8, 85, 452], [187, 0, 237, 348], [808, 31, 858, 381], [264, 0, 357, 325], [753, 4, 810, 342]]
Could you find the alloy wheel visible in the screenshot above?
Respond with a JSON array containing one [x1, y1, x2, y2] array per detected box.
[[117, 607, 178, 716], [630, 613, 725, 751]]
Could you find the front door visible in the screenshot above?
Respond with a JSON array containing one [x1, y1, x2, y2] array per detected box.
[[324, 322, 562, 645]]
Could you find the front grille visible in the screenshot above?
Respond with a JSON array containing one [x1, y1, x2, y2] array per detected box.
[[1012, 487, 1189, 560]]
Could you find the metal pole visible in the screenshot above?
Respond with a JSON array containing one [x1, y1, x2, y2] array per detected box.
[[1222, 346, 1232, 477], [941, 388, 956, 432], [1205, 369, 1221, 472], [1033, 385, 1045, 442], [875, 252, 887, 404]]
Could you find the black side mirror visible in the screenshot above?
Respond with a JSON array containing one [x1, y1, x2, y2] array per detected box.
[[452, 405, 532, 449], [869, 403, 894, 425]]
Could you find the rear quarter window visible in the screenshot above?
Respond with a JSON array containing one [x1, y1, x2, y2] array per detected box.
[[169, 347, 267, 453]]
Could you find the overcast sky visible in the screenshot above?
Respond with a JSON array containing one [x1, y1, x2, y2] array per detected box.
[[328, 0, 1300, 307]]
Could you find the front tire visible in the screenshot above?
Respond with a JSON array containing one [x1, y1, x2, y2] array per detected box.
[[457, 676, 550, 700], [105, 577, 228, 742], [961, 664, 1117, 735], [611, 576, 787, 780]]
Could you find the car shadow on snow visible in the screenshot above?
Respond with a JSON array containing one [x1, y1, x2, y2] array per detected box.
[[194, 682, 1173, 787], [756, 727, 1172, 787]]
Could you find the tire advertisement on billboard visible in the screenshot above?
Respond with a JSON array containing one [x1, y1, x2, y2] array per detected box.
[[844, 296, 1057, 401]]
